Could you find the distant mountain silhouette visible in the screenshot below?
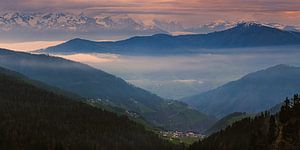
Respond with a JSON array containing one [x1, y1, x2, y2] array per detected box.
[[182, 64, 300, 118], [41, 22, 300, 55], [0, 48, 215, 132]]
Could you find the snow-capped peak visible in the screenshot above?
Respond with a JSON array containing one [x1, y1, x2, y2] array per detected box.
[[236, 21, 300, 32], [184, 20, 300, 34], [0, 12, 167, 33], [151, 19, 185, 32], [184, 20, 236, 34]]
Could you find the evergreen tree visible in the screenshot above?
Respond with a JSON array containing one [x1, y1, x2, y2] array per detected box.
[[189, 94, 300, 150], [268, 115, 277, 143]]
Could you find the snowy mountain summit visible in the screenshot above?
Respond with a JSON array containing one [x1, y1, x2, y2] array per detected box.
[[0, 12, 299, 42], [0, 12, 164, 32], [0, 12, 167, 41]]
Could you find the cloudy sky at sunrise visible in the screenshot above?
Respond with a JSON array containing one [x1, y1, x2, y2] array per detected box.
[[1, 0, 300, 25]]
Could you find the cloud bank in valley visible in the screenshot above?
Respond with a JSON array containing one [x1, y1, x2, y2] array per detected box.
[[55, 47, 300, 99]]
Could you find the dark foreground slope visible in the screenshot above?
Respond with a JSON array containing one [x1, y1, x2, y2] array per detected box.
[[182, 64, 300, 118], [0, 48, 215, 132], [189, 95, 300, 150], [0, 67, 183, 150]]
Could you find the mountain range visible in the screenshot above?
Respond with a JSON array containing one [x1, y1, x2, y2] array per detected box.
[[182, 64, 300, 118], [0, 12, 166, 42], [40, 22, 300, 55], [0, 48, 215, 132], [1, 11, 300, 42]]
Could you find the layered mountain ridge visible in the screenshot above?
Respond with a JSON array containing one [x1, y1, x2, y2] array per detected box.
[[40, 22, 300, 55], [182, 64, 300, 118]]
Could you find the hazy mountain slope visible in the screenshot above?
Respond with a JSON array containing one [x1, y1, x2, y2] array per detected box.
[[0, 63, 81, 100], [182, 64, 300, 118], [0, 48, 215, 132], [0, 67, 183, 150], [41, 22, 300, 54], [189, 95, 300, 150], [39, 38, 113, 53]]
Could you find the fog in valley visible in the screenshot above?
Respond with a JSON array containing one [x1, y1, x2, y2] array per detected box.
[[55, 47, 300, 99]]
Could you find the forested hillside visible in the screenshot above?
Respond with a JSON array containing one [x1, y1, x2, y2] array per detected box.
[[0, 67, 183, 150], [189, 95, 300, 150], [204, 112, 250, 135]]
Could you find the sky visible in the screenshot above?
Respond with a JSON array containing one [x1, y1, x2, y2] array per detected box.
[[1, 0, 300, 26]]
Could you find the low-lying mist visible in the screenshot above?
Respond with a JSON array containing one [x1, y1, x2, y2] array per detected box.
[[55, 48, 300, 99]]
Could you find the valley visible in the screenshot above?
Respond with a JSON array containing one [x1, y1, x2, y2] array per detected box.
[[53, 48, 300, 99], [0, 9, 300, 149]]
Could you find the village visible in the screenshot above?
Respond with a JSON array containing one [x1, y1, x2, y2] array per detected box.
[[159, 131, 205, 145]]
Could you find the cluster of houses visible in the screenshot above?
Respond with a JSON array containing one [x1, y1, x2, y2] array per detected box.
[[160, 131, 204, 139]]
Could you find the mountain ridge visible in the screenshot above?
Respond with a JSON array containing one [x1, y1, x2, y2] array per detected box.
[[181, 64, 300, 118], [0, 12, 167, 42], [40, 22, 300, 55]]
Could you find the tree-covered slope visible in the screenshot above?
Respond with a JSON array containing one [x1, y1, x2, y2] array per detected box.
[[189, 95, 300, 150], [182, 64, 300, 118], [204, 112, 250, 135], [0, 48, 215, 132], [0, 67, 184, 150], [204, 103, 285, 136]]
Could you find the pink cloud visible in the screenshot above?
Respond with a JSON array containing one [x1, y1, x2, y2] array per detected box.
[[1, 0, 299, 25]]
